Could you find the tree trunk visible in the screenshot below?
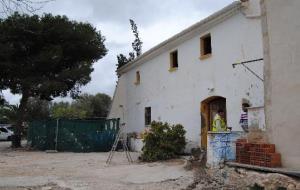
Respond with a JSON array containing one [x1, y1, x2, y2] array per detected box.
[[12, 91, 29, 148]]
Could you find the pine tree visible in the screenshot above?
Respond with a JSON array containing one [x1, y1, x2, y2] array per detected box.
[[116, 19, 143, 70]]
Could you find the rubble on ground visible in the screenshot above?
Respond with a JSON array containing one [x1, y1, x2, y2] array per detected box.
[[185, 160, 300, 190]]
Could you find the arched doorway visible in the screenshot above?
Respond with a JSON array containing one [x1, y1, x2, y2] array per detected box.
[[200, 96, 226, 150]]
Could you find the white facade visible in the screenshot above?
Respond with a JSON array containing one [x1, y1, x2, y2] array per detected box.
[[261, 0, 300, 169], [109, 1, 264, 150]]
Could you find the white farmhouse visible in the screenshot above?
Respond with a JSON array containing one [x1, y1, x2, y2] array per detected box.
[[109, 0, 264, 154]]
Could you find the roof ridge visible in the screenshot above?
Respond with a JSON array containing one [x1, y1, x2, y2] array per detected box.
[[117, 1, 242, 74]]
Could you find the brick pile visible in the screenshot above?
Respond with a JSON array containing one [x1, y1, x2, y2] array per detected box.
[[236, 139, 281, 168]]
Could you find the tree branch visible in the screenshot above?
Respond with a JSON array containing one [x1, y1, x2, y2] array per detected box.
[[0, 0, 54, 16]]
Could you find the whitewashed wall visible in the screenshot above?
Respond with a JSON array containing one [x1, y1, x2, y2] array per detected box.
[[108, 74, 128, 124], [109, 10, 264, 149], [262, 0, 300, 169]]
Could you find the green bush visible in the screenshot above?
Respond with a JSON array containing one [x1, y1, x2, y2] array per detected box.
[[141, 121, 186, 162]]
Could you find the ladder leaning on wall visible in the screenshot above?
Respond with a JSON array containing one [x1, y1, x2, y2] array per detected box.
[[106, 123, 133, 165]]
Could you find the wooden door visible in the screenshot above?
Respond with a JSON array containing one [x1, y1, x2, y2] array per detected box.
[[201, 104, 209, 150], [201, 97, 226, 150]]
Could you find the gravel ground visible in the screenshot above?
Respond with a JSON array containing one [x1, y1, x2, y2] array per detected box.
[[184, 160, 300, 190], [1, 141, 299, 190], [0, 141, 193, 190]]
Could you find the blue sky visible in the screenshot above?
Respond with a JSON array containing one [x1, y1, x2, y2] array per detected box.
[[3, 0, 235, 104]]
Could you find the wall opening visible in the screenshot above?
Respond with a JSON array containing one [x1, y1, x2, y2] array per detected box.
[[200, 96, 226, 150], [145, 107, 151, 126], [169, 50, 178, 71], [200, 33, 212, 60], [135, 71, 140, 85]]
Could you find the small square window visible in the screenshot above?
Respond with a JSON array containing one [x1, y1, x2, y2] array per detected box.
[[135, 71, 140, 85], [145, 107, 151, 126], [200, 34, 212, 59], [169, 50, 178, 71]]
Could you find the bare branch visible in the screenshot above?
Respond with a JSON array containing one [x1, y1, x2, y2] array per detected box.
[[0, 0, 54, 16]]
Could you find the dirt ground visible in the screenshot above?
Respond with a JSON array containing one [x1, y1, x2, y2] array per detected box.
[[185, 162, 300, 190], [0, 141, 193, 190], [1, 141, 300, 190]]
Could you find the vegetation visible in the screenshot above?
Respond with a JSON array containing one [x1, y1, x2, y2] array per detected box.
[[51, 93, 111, 119], [0, 92, 4, 105], [0, 98, 50, 124], [72, 93, 111, 118], [116, 19, 143, 70], [0, 13, 107, 147], [51, 102, 86, 119], [0, 93, 112, 124], [25, 98, 51, 121], [0, 0, 53, 16], [0, 103, 18, 124], [141, 121, 186, 162]]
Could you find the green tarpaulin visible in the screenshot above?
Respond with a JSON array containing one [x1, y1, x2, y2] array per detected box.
[[27, 118, 119, 152]]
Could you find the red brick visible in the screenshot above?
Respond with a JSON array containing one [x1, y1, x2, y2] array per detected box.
[[261, 144, 275, 149], [236, 143, 245, 147], [269, 153, 281, 164], [237, 158, 250, 164], [249, 143, 262, 149], [237, 142, 281, 168], [249, 146, 275, 153], [249, 153, 281, 168], [236, 144, 250, 152]]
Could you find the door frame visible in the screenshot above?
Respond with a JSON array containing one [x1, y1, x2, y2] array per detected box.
[[200, 96, 226, 150]]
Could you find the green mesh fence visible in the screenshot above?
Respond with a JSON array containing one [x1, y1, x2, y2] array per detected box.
[[27, 118, 120, 152]]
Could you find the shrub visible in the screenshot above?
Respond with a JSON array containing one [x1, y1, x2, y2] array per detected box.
[[141, 121, 186, 162]]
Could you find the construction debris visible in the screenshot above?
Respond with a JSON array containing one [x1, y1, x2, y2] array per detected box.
[[186, 165, 300, 190]]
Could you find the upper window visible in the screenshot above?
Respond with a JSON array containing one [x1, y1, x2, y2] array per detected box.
[[169, 50, 178, 71], [145, 107, 151, 126], [135, 71, 140, 85], [200, 34, 212, 59]]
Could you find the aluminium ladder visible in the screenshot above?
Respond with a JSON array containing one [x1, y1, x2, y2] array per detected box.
[[106, 123, 133, 164]]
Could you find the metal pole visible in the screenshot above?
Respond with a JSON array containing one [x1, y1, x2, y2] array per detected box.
[[232, 58, 263, 67], [241, 63, 264, 82], [232, 58, 264, 82]]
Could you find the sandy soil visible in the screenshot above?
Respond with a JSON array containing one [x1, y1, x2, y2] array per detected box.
[[0, 141, 193, 190], [1, 141, 299, 190]]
